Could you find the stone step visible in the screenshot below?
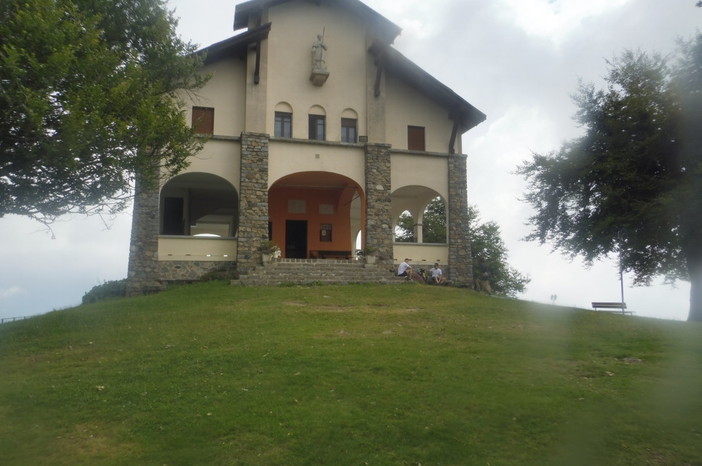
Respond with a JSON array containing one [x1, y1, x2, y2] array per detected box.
[[233, 259, 403, 286]]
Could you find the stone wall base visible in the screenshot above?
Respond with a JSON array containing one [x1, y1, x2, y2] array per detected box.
[[159, 261, 238, 281], [127, 261, 238, 296]]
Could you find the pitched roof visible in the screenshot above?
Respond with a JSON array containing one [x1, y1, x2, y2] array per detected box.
[[369, 42, 486, 133], [197, 22, 272, 64], [199, 0, 486, 133], [233, 0, 401, 44]]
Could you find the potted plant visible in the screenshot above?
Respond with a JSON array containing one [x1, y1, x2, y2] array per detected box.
[[361, 246, 378, 264], [258, 240, 281, 265]]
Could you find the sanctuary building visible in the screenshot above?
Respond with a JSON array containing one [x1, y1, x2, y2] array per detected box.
[[127, 0, 486, 294]]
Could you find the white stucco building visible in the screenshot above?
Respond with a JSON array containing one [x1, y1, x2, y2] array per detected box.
[[127, 0, 485, 293]]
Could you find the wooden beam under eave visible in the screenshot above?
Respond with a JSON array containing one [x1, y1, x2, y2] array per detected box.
[[368, 41, 386, 98], [374, 63, 383, 97], [448, 118, 459, 154], [254, 40, 262, 84]]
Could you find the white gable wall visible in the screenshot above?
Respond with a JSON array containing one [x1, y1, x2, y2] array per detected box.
[[385, 73, 459, 154], [175, 57, 247, 191], [183, 57, 247, 137], [171, 0, 466, 202], [266, 1, 370, 141]]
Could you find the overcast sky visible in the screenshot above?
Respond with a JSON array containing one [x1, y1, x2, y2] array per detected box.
[[1, 0, 699, 321]]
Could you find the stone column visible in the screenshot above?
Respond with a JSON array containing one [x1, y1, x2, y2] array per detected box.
[[365, 143, 394, 264], [126, 175, 162, 296], [448, 153, 473, 287], [237, 132, 270, 274]]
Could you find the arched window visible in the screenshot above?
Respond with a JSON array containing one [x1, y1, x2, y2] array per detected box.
[[341, 108, 358, 143], [274, 102, 293, 138], [308, 105, 326, 141]]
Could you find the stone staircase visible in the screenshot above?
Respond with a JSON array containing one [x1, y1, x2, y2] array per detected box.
[[233, 259, 402, 286]]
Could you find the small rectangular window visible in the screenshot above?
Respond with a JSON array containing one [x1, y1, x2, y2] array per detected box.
[[309, 114, 326, 141], [275, 112, 292, 138], [192, 107, 214, 135], [341, 118, 357, 143], [407, 125, 426, 151]]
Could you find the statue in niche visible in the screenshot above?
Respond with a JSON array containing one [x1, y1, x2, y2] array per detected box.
[[311, 32, 327, 72], [310, 30, 329, 86]]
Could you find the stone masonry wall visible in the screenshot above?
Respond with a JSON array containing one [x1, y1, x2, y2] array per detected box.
[[126, 176, 163, 296], [447, 153, 473, 287], [237, 132, 270, 274], [159, 261, 237, 282], [365, 143, 394, 265]]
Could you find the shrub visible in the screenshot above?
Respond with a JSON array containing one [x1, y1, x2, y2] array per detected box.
[[82, 279, 128, 304]]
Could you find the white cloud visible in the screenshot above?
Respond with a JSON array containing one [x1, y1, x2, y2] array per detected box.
[[0, 286, 24, 299], [0, 213, 130, 319], [497, 0, 631, 46]]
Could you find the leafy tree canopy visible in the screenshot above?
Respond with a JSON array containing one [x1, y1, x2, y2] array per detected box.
[[0, 0, 206, 223], [468, 205, 530, 297], [518, 35, 702, 321], [394, 198, 447, 244], [395, 211, 416, 243]]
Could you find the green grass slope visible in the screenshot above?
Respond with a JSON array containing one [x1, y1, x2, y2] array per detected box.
[[1, 282, 701, 465]]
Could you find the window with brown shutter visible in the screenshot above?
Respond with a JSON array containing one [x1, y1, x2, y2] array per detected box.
[[407, 125, 426, 151], [192, 107, 214, 135]]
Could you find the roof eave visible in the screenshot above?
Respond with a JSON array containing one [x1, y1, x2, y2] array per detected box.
[[369, 42, 486, 134], [197, 23, 272, 64], [234, 0, 401, 43]]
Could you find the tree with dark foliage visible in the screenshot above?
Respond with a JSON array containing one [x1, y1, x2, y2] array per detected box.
[[468, 205, 530, 297], [394, 197, 447, 243], [519, 35, 702, 321], [0, 0, 206, 224]]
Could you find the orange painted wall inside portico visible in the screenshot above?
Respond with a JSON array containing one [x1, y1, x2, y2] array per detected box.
[[268, 184, 363, 258]]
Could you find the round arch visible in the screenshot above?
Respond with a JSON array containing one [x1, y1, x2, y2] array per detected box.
[[160, 172, 239, 237], [391, 186, 446, 244], [341, 108, 358, 119], [275, 101, 293, 113], [268, 171, 364, 259], [308, 104, 326, 115]]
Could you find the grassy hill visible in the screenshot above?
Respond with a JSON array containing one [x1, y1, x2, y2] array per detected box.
[[1, 282, 701, 465]]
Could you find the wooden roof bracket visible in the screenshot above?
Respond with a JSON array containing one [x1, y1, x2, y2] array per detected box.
[[254, 39, 262, 84], [374, 58, 383, 97], [448, 118, 459, 154]]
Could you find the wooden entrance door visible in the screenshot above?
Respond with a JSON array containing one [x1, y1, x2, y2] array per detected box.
[[285, 220, 308, 258]]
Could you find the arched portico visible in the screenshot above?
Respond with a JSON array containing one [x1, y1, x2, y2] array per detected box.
[[157, 172, 239, 262], [269, 171, 364, 259], [391, 186, 449, 266], [392, 186, 445, 244], [160, 172, 239, 237]]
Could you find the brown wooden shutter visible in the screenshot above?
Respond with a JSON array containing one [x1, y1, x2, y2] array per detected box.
[[192, 107, 214, 135], [407, 126, 425, 151]]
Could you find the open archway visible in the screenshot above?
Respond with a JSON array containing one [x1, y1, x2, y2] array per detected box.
[[160, 172, 238, 237], [391, 186, 446, 244], [269, 172, 364, 259]]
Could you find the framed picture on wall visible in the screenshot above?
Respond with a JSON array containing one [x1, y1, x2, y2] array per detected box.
[[320, 223, 332, 242]]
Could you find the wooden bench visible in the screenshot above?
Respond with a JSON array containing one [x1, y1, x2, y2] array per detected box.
[[309, 250, 353, 260], [591, 302, 632, 314]]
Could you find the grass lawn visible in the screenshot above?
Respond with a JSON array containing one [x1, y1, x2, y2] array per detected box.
[[1, 282, 701, 465]]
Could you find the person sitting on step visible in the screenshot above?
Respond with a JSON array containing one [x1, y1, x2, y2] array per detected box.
[[397, 258, 412, 278]]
